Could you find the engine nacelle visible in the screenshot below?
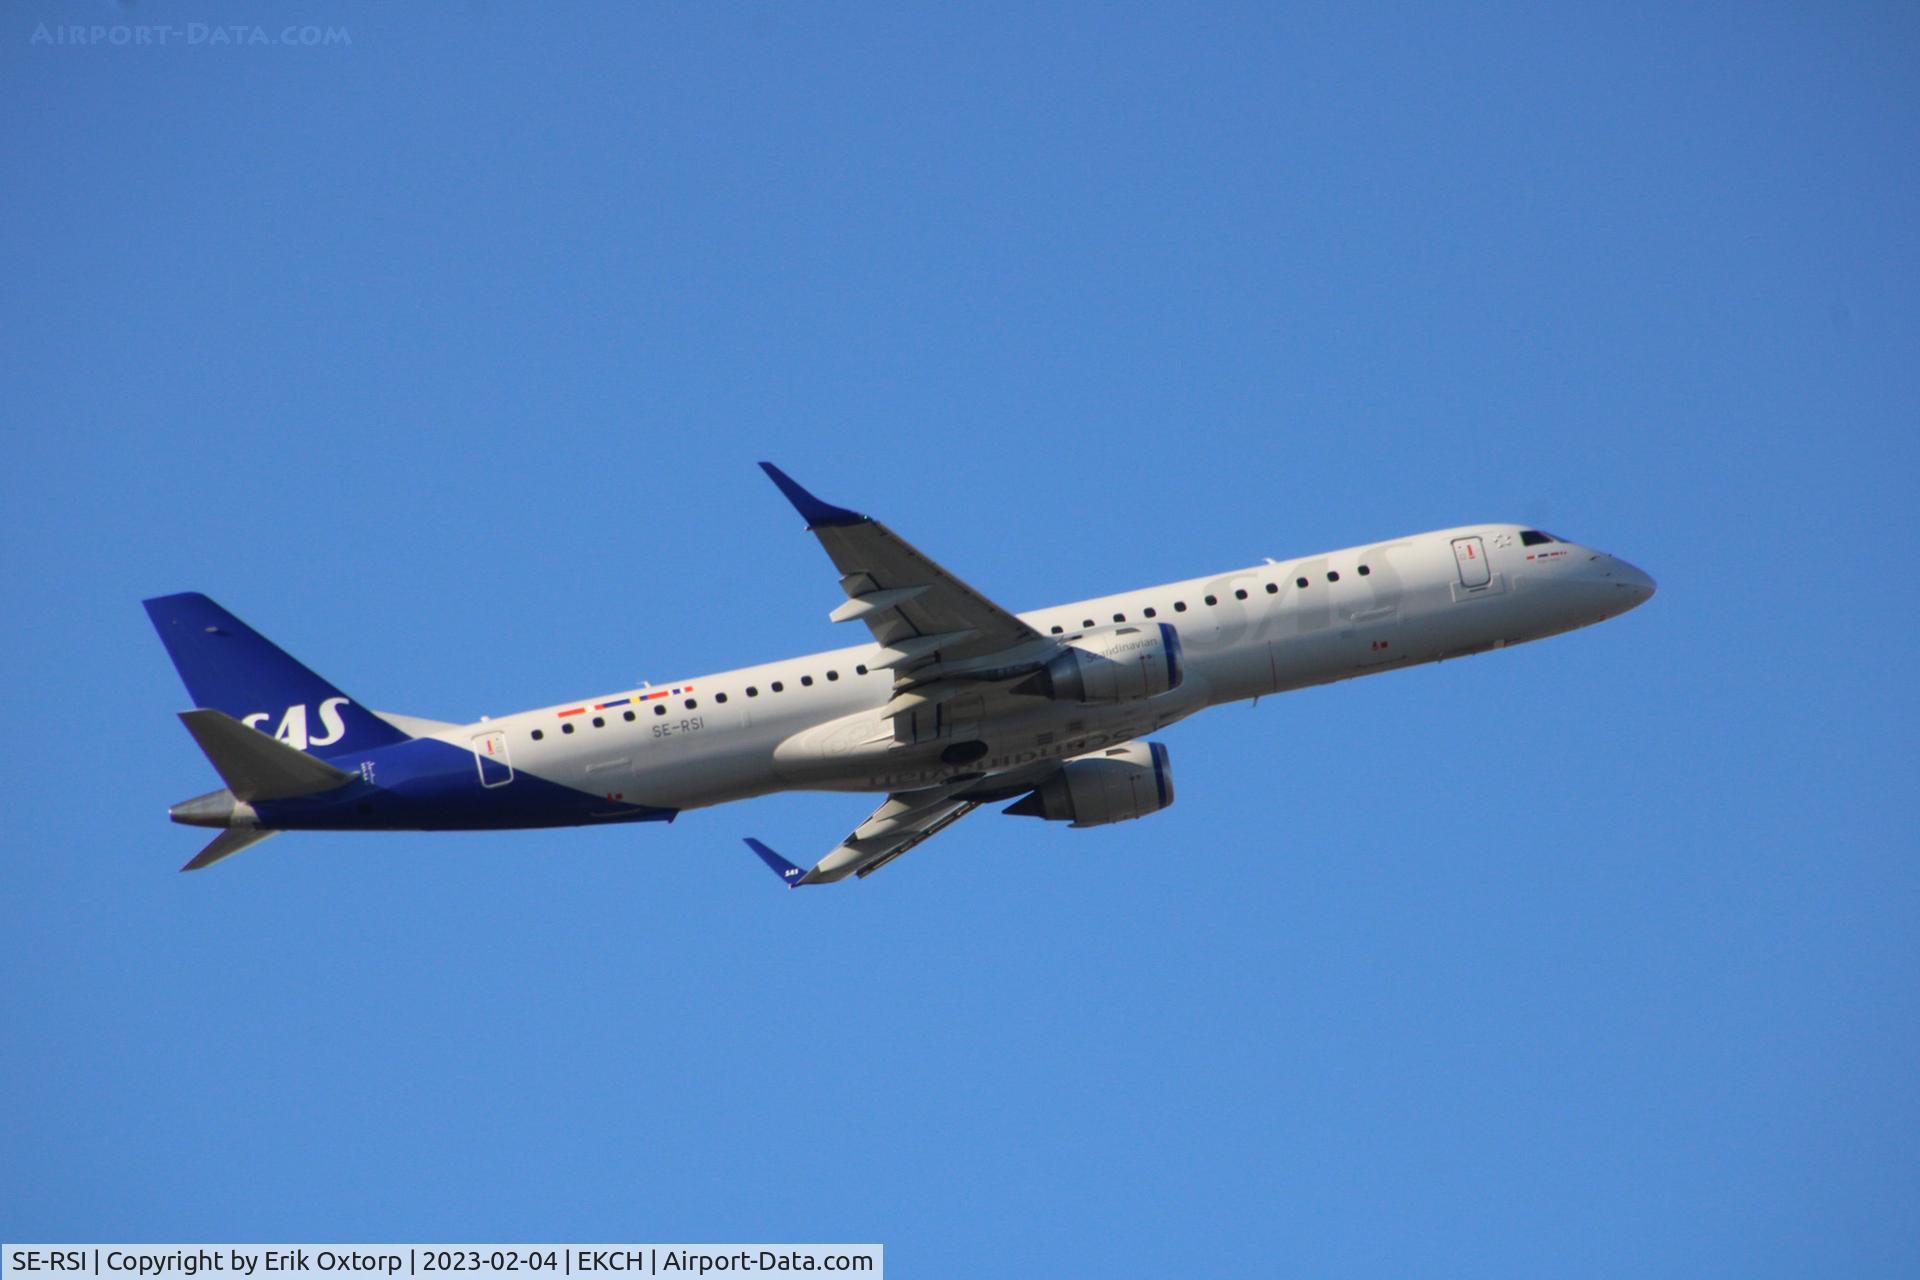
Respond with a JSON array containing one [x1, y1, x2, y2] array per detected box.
[[1020, 622, 1184, 705], [1006, 740, 1174, 828]]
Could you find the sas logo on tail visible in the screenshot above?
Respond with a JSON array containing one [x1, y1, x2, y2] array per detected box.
[[244, 697, 351, 751]]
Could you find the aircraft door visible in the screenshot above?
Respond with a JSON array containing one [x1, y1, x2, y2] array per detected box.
[[472, 730, 513, 787], [1452, 536, 1491, 589]]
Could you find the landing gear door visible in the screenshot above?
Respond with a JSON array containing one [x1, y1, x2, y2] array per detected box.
[[472, 730, 513, 788], [1452, 536, 1491, 589], [946, 694, 984, 742]]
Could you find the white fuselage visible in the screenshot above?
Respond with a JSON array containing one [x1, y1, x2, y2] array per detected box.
[[431, 524, 1653, 813]]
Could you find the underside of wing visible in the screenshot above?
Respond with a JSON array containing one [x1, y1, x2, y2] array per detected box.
[[834, 788, 983, 882], [741, 759, 1067, 887], [744, 784, 981, 886]]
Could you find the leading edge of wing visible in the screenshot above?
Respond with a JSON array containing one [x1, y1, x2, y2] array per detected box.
[[758, 461, 867, 530]]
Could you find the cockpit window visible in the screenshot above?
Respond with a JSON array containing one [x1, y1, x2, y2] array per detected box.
[[1519, 530, 1563, 546]]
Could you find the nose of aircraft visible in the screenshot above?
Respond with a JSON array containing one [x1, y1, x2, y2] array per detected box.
[[1603, 555, 1657, 610], [1624, 560, 1657, 597]]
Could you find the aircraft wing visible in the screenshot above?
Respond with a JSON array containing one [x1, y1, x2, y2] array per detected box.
[[759, 462, 1051, 677], [748, 464, 1073, 885], [745, 784, 984, 886], [743, 756, 1070, 887]]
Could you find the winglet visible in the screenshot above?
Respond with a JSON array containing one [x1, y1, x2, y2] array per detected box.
[[758, 462, 867, 529], [744, 837, 809, 888]]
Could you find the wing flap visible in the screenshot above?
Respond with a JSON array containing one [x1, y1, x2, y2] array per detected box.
[[854, 802, 979, 879], [829, 585, 931, 623], [847, 782, 974, 844], [868, 630, 979, 671]]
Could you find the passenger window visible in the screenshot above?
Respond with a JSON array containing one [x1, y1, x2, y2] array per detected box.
[[684, 698, 697, 709], [1234, 588, 1247, 600], [1265, 583, 1278, 594], [1174, 601, 1187, 612], [801, 675, 814, 687], [1296, 577, 1309, 588], [747, 686, 759, 697], [772, 681, 784, 693], [562, 723, 575, 734], [1113, 613, 1125, 623], [827, 670, 839, 681], [855, 665, 868, 675], [592, 716, 605, 728], [623, 710, 635, 721], [531, 729, 544, 741], [1143, 607, 1157, 618], [1051, 625, 1064, 634], [1082, 619, 1094, 628], [1358, 565, 1371, 576], [654, 704, 666, 716], [715, 692, 728, 703], [1204, 595, 1218, 606], [1327, 571, 1340, 582]]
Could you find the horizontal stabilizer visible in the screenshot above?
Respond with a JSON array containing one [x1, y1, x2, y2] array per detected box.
[[178, 709, 356, 802], [181, 827, 278, 872], [744, 837, 810, 888]]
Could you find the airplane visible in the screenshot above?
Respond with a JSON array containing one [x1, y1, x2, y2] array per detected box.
[[145, 462, 1656, 884]]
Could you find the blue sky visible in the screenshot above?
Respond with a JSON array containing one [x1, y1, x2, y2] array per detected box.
[[3, 2, 1916, 1275]]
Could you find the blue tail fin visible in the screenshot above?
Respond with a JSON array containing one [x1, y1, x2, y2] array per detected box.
[[143, 592, 410, 759]]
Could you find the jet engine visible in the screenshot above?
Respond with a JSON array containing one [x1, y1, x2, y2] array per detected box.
[[1016, 623, 1184, 705], [1005, 740, 1174, 828]]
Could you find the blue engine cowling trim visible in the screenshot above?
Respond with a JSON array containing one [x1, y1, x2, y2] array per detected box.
[[1157, 622, 1184, 692]]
